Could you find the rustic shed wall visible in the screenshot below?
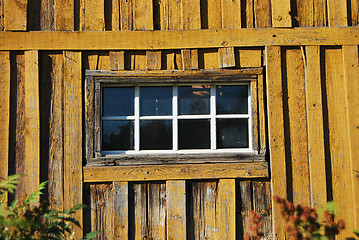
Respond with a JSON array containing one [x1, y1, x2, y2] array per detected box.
[[0, 0, 358, 239]]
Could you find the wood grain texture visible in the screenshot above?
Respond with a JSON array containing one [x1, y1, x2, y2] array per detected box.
[[120, 0, 133, 30], [90, 184, 114, 239], [160, 0, 181, 30], [239, 180, 252, 234], [2, 28, 359, 50], [246, 0, 254, 28], [257, 74, 267, 154], [314, 0, 327, 27], [350, 0, 359, 26], [285, 48, 310, 206], [0, 52, 10, 183], [133, 0, 153, 30], [110, 51, 125, 71], [83, 0, 105, 30], [271, 0, 291, 27], [112, 0, 120, 31], [342, 45, 359, 229], [63, 51, 82, 239], [252, 180, 272, 239], [181, 49, 199, 70], [265, 46, 286, 240], [146, 51, 162, 70], [190, 181, 219, 239], [3, 0, 27, 30], [305, 46, 327, 208], [324, 47, 354, 237], [254, 0, 271, 28], [54, 0, 74, 30], [206, 0, 222, 29], [237, 48, 262, 68], [40, 0, 54, 30], [218, 47, 235, 68], [47, 53, 64, 211], [24, 50, 40, 196], [297, 0, 314, 27], [166, 180, 186, 240], [251, 76, 259, 151], [327, 0, 348, 27], [182, 0, 200, 30], [113, 181, 129, 239], [218, 179, 236, 240], [221, 0, 241, 29], [84, 162, 269, 182]]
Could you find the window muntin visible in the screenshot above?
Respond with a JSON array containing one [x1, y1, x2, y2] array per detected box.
[[101, 84, 252, 155]]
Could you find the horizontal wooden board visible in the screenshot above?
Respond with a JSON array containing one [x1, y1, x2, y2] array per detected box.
[[0, 27, 359, 50], [83, 162, 269, 182]]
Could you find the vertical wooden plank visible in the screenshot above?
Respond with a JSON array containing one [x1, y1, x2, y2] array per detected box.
[[191, 181, 219, 239], [221, 0, 241, 29], [40, 0, 54, 30], [313, 0, 327, 27], [350, 0, 359, 26], [113, 182, 129, 239], [47, 53, 64, 211], [112, 0, 120, 31], [120, 0, 133, 30], [305, 46, 327, 208], [271, 0, 291, 27], [146, 51, 162, 70], [207, 0, 222, 29], [133, 0, 153, 30], [134, 183, 148, 240], [3, 0, 27, 30], [24, 50, 40, 196], [160, 0, 181, 30], [285, 48, 310, 206], [218, 179, 236, 240], [110, 51, 125, 71], [297, 0, 314, 27], [327, 0, 348, 27], [325, 47, 354, 238], [251, 77, 259, 151], [90, 184, 114, 239], [236, 48, 262, 68], [182, 0, 201, 30], [181, 49, 198, 70], [0, 52, 10, 183], [63, 51, 82, 239], [199, 49, 218, 70], [265, 46, 287, 240], [246, 0, 254, 28], [83, 0, 105, 30], [258, 74, 267, 154], [218, 47, 235, 69], [342, 45, 359, 229], [148, 183, 166, 240], [254, 0, 271, 28], [167, 180, 186, 240], [0, 0, 4, 31], [252, 181, 272, 239], [54, 0, 74, 30], [239, 180, 252, 235]]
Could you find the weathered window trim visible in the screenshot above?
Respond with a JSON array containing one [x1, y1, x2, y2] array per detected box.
[[85, 69, 268, 179]]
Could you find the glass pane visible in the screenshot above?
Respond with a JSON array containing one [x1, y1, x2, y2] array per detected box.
[[216, 118, 248, 148], [140, 120, 172, 150], [216, 85, 248, 114], [102, 87, 135, 116], [178, 85, 210, 115], [102, 120, 134, 150], [140, 86, 172, 116], [178, 119, 210, 149]]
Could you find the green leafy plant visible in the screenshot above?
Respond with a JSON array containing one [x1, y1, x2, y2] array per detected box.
[[0, 174, 99, 240]]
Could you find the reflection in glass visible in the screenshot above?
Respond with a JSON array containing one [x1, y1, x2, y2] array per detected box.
[[178, 86, 210, 115], [102, 120, 134, 150], [178, 119, 210, 149], [217, 118, 248, 148], [216, 85, 248, 114], [140, 86, 172, 116], [140, 120, 172, 150], [102, 87, 135, 116]]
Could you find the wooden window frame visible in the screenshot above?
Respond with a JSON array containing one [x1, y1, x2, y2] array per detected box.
[[84, 69, 268, 182]]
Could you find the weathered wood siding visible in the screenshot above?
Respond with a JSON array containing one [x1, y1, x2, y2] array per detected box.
[[0, 0, 358, 239]]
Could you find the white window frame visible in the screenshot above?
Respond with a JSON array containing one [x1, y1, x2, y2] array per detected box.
[[101, 83, 254, 156]]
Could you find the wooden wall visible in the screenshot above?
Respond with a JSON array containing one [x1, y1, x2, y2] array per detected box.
[[0, 0, 358, 239]]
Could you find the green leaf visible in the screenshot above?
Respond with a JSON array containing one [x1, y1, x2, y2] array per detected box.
[[80, 231, 101, 240], [23, 180, 48, 205], [345, 238, 356, 240], [353, 230, 359, 237], [9, 199, 18, 210]]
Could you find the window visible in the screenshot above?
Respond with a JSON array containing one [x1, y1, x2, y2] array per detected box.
[[101, 84, 252, 155], [85, 69, 265, 165]]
